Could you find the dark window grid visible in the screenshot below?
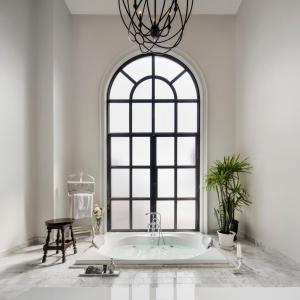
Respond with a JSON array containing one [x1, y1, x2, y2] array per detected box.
[[106, 54, 201, 100], [110, 198, 197, 201], [108, 144, 199, 229], [109, 104, 199, 135], [174, 89, 178, 229], [129, 75, 178, 100], [150, 55, 156, 220], [108, 100, 199, 103], [110, 165, 198, 169], [129, 98, 133, 230], [109, 229, 197, 232], [108, 133, 198, 137], [118, 65, 187, 86], [107, 53, 201, 231]]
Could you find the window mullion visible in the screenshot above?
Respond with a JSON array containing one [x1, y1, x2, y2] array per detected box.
[[129, 84, 133, 230], [150, 55, 156, 216]]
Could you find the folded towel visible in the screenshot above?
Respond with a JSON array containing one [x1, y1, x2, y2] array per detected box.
[[73, 193, 93, 219]]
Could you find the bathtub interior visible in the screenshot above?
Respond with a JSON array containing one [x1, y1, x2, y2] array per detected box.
[[75, 232, 229, 266], [102, 233, 206, 249], [98, 233, 210, 260]]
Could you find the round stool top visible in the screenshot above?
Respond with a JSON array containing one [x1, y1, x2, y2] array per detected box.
[[45, 218, 74, 226]]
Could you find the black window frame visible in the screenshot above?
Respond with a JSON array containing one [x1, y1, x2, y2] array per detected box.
[[107, 53, 201, 232]]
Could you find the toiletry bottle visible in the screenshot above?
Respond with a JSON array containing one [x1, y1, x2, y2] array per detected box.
[[109, 258, 115, 274], [103, 264, 107, 274]]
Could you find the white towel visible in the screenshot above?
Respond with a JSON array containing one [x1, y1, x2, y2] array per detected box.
[[73, 193, 93, 219]]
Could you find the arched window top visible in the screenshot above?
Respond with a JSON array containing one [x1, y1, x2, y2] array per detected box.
[[108, 54, 200, 101]]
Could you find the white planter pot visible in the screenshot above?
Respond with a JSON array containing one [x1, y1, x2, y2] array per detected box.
[[217, 230, 236, 249]]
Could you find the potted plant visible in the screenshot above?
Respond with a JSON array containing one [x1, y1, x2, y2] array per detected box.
[[205, 154, 252, 249]]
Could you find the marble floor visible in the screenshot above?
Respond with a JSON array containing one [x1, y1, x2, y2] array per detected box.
[[0, 237, 300, 300]]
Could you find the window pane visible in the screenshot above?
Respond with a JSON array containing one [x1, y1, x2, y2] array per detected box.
[[157, 201, 174, 229], [178, 103, 197, 132], [109, 103, 129, 133], [111, 137, 129, 166], [132, 103, 152, 132], [155, 103, 174, 132], [173, 72, 197, 99], [111, 201, 129, 230], [177, 137, 196, 166], [157, 137, 174, 166], [133, 79, 152, 99], [111, 169, 129, 197], [132, 201, 150, 229], [155, 79, 174, 99], [109, 73, 134, 100], [177, 169, 196, 198], [132, 169, 150, 197], [157, 169, 174, 197], [123, 56, 151, 82], [155, 56, 184, 81], [132, 137, 150, 165], [177, 201, 195, 229]]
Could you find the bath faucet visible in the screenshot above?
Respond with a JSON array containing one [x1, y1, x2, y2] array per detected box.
[[145, 212, 165, 246]]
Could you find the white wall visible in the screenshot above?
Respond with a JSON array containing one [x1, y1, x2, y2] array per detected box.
[[0, 0, 37, 253], [35, 0, 73, 237], [53, 0, 73, 220], [236, 0, 300, 262], [0, 0, 73, 246], [35, 0, 54, 238], [71, 15, 236, 232]]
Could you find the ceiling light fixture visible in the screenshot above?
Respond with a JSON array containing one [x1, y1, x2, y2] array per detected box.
[[118, 0, 194, 54]]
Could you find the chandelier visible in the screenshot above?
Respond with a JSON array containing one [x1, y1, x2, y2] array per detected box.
[[118, 0, 194, 54]]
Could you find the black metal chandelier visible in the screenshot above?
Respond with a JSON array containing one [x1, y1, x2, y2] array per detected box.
[[118, 0, 194, 54]]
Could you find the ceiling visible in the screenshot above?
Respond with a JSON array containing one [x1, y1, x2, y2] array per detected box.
[[64, 0, 243, 15]]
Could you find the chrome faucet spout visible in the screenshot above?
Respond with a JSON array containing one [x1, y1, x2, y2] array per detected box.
[[145, 212, 165, 246]]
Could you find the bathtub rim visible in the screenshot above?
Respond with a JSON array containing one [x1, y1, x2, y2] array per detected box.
[[74, 232, 229, 267]]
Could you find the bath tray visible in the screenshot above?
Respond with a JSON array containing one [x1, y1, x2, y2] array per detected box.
[[79, 266, 120, 277], [79, 271, 120, 277]]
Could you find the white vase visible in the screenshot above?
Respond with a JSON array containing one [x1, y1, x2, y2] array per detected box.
[[93, 218, 102, 235], [217, 230, 236, 249]]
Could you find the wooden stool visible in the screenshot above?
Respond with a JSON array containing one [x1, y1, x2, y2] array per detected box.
[[42, 218, 77, 263]]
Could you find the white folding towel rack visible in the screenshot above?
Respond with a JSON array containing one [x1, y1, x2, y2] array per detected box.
[[67, 172, 96, 244]]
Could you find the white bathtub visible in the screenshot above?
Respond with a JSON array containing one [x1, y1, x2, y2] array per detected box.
[[75, 232, 228, 266]]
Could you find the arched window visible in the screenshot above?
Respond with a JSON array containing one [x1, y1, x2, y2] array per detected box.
[[107, 54, 200, 231]]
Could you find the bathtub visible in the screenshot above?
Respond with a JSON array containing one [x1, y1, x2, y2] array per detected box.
[[75, 232, 228, 266]]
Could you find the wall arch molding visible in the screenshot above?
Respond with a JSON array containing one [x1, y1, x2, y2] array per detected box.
[[98, 48, 208, 233]]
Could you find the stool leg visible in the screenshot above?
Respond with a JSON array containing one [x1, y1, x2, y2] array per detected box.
[[70, 225, 77, 254], [61, 227, 66, 263], [56, 229, 60, 254], [42, 228, 51, 263]]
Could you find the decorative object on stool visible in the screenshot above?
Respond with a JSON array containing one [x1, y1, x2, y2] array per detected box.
[[42, 218, 77, 264], [92, 205, 104, 234], [205, 154, 252, 249]]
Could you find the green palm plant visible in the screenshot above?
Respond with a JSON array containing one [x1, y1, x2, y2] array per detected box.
[[205, 154, 252, 234]]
